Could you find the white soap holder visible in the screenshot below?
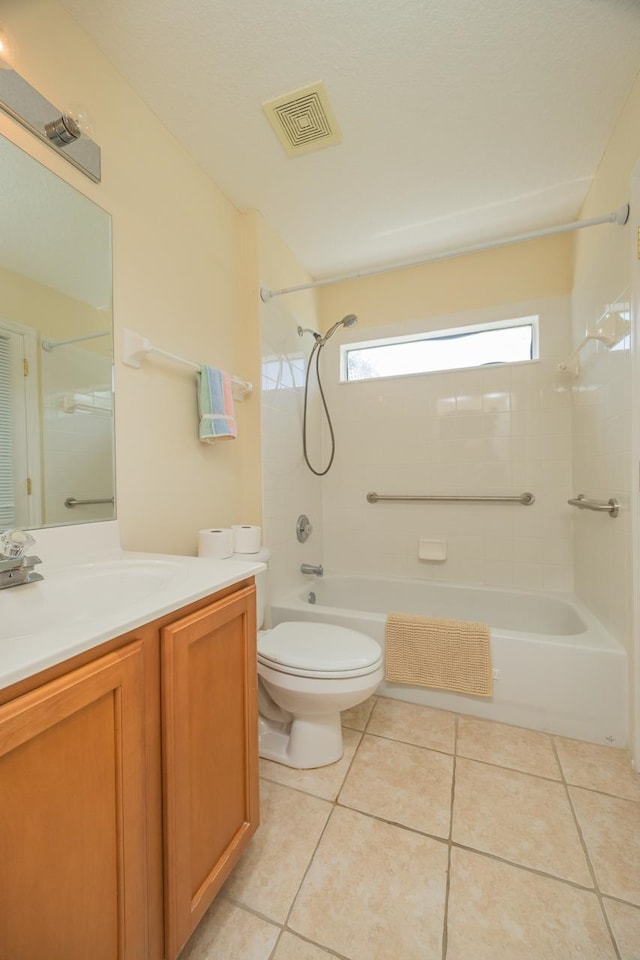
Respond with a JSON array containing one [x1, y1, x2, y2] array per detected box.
[[418, 538, 447, 562]]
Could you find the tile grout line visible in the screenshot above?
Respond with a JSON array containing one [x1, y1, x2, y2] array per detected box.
[[361, 728, 455, 759], [224, 895, 352, 960], [454, 750, 563, 784], [248, 701, 640, 959], [265, 702, 385, 959], [265, 925, 284, 959], [550, 737, 622, 960], [449, 840, 604, 893], [275, 778, 628, 898], [224, 819, 640, 950], [339, 724, 640, 803], [274, 717, 370, 956], [278, 928, 354, 960], [261, 751, 640, 804], [241, 710, 377, 960], [261, 736, 640, 906], [442, 714, 459, 960]]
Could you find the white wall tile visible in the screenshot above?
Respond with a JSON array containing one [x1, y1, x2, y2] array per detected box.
[[319, 296, 574, 591], [570, 285, 632, 648]]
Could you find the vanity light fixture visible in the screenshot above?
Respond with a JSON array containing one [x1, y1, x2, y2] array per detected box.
[[0, 32, 100, 182], [0, 26, 15, 69], [44, 114, 81, 146]]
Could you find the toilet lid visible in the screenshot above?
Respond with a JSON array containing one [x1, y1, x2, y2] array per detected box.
[[258, 621, 382, 674]]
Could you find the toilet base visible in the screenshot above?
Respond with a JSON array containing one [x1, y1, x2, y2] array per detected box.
[[259, 712, 344, 769]]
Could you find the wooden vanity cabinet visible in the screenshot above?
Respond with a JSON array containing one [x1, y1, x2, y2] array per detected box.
[[0, 578, 259, 960], [162, 583, 259, 959], [0, 641, 148, 960]]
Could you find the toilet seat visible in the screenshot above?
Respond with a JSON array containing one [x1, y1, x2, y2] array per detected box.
[[258, 621, 383, 680]]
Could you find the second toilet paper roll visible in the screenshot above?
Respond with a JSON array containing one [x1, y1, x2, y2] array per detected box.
[[232, 524, 262, 553], [198, 527, 234, 559]]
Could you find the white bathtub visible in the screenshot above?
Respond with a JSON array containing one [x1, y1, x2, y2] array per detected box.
[[270, 574, 628, 746]]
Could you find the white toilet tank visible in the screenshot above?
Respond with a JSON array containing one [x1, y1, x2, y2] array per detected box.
[[232, 548, 269, 628]]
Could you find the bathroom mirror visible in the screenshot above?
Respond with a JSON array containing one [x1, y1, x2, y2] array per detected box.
[[0, 133, 114, 531]]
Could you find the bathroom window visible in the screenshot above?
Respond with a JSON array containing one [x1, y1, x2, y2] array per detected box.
[[340, 315, 539, 382]]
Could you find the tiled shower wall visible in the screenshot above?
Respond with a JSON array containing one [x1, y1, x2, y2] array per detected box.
[[319, 295, 575, 591], [570, 286, 632, 646], [260, 299, 325, 602]]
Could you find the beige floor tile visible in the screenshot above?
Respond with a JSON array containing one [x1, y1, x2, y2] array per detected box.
[[570, 787, 640, 904], [556, 738, 640, 801], [223, 780, 331, 922], [446, 848, 616, 960], [366, 696, 456, 753], [259, 728, 362, 801], [453, 758, 592, 885], [288, 806, 447, 960], [603, 899, 640, 960], [179, 899, 279, 960], [338, 734, 453, 838], [341, 695, 377, 731], [457, 715, 560, 779], [272, 931, 335, 960]]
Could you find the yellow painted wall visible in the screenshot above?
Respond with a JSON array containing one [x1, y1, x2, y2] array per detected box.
[[0, 0, 260, 554], [0, 265, 108, 349], [318, 232, 574, 330], [573, 72, 640, 314]]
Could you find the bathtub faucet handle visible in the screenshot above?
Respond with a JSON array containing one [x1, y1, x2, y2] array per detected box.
[[301, 563, 323, 577]]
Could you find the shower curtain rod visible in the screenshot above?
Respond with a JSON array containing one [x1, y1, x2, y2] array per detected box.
[[259, 204, 630, 302]]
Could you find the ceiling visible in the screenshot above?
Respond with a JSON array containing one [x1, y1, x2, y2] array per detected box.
[[61, 0, 640, 280]]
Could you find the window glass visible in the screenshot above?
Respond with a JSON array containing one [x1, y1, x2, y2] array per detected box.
[[342, 317, 538, 382]]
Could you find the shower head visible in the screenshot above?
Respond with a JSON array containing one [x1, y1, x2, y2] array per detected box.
[[298, 315, 358, 344], [323, 314, 358, 342]]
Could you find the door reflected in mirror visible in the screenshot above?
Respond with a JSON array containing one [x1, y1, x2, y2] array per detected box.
[[0, 133, 114, 530]]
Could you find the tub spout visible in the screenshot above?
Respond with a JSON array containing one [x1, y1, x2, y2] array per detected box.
[[301, 563, 323, 577]]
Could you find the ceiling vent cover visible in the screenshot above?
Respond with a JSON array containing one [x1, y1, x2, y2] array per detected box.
[[262, 81, 342, 157]]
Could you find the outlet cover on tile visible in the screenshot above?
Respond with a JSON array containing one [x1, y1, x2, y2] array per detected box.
[[418, 539, 447, 561]]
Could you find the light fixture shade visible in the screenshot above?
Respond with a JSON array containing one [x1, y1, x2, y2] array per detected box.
[[0, 26, 15, 69]]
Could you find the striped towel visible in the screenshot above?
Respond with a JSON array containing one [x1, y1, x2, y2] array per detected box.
[[197, 365, 237, 442]]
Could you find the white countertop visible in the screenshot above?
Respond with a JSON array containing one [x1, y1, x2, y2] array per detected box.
[[1, 522, 264, 692]]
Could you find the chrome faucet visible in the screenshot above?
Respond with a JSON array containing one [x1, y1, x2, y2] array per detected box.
[[300, 563, 323, 577], [0, 530, 44, 590]]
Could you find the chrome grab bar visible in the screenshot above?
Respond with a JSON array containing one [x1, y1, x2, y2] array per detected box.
[[567, 494, 619, 518], [64, 496, 115, 508], [366, 492, 535, 505]]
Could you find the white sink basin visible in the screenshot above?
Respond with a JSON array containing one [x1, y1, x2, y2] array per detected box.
[[0, 523, 267, 692], [0, 558, 189, 640]]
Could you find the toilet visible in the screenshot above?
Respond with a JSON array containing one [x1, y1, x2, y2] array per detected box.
[[247, 554, 383, 769]]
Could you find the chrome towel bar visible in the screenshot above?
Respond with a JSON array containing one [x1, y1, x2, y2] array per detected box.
[[366, 492, 535, 505], [64, 496, 115, 508], [567, 494, 619, 518]]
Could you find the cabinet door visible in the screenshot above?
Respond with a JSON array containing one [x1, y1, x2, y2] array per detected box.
[[162, 584, 259, 959], [0, 641, 148, 960]]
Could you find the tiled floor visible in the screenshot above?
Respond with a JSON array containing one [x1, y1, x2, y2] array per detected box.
[[180, 696, 640, 960]]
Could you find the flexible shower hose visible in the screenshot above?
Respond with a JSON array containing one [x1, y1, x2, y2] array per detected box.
[[302, 339, 336, 476]]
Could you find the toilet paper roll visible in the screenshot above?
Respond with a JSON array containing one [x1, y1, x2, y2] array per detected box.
[[232, 524, 262, 554], [198, 527, 234, 559]]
